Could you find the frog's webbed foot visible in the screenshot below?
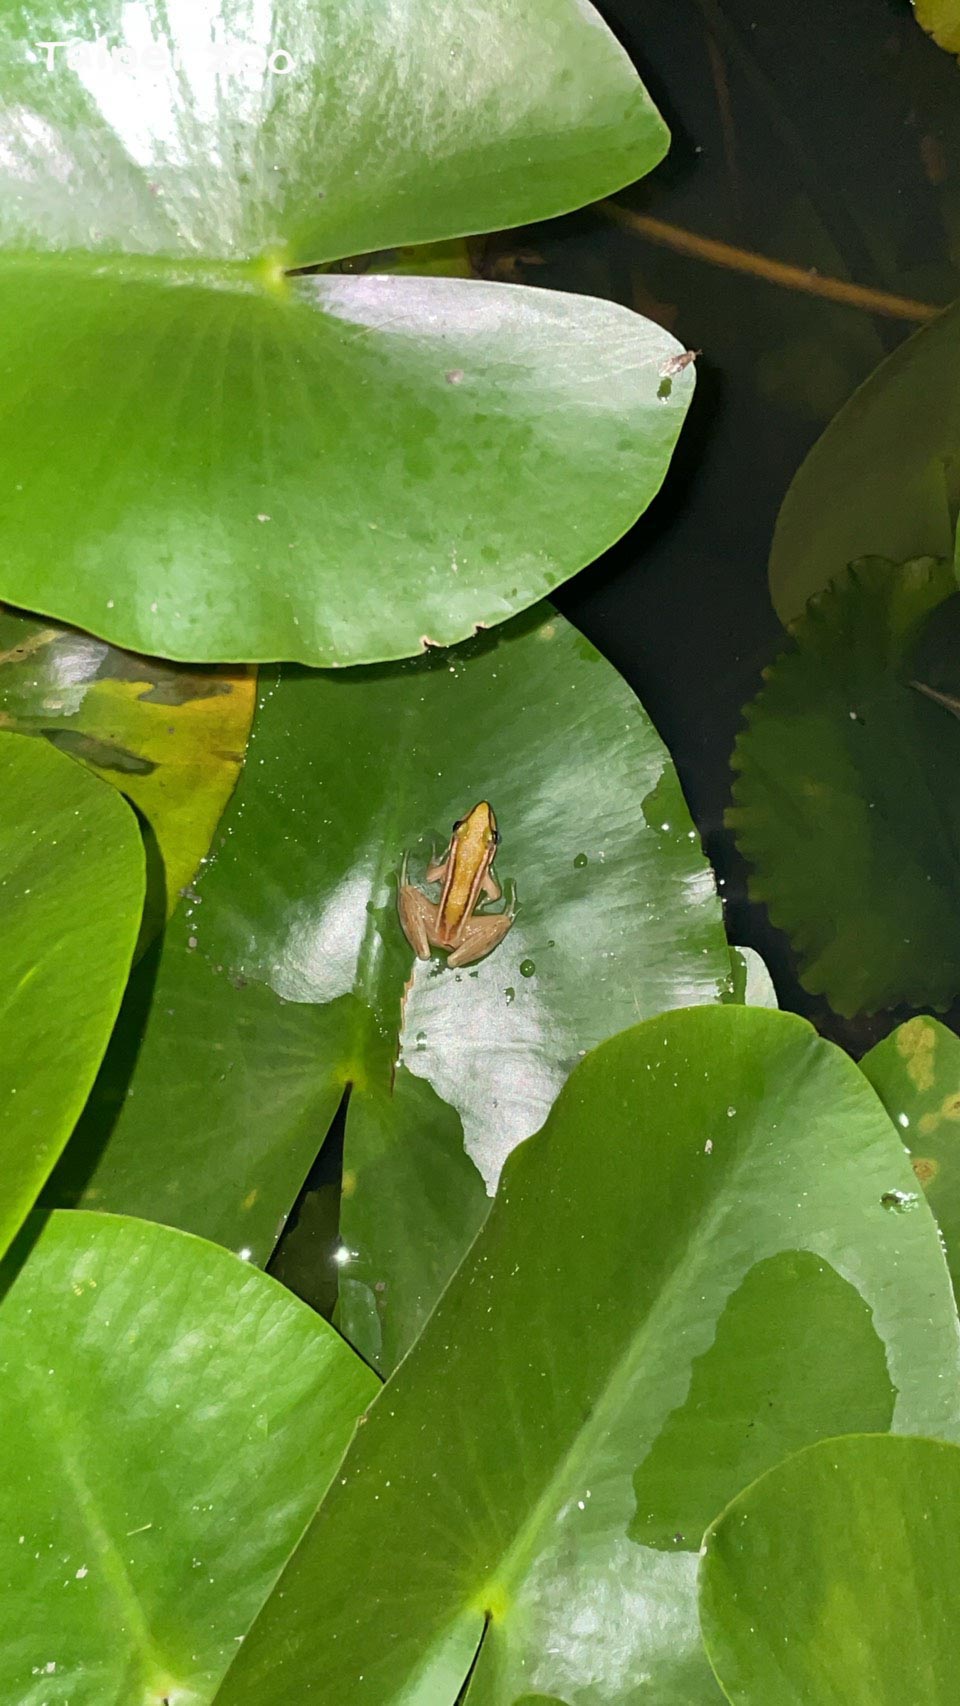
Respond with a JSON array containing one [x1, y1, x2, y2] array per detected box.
[[397, 880, 439, 960]]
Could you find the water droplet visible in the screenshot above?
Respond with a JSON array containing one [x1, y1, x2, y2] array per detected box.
[[881, 1189, 920, 1213], [726, 1106, 736, 1118], [573, 852, 588, 869], [504, 987, 515, 1005], [520, 959, 536, 978]]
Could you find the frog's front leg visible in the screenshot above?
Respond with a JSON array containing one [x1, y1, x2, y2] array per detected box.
[[398, 884, 440, 959], [446, 910, 514, 969]]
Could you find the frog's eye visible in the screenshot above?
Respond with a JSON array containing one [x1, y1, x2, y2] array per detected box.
[[452, 819, 463, 831], [492, 829, 502, 845]]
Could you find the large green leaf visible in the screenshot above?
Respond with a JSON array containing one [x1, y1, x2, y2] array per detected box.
[[861, 1015, 960, 1295], [0, 1, 684, 664], [0, 730, 143, 1258], [1, 2, 666, 267], [214, 1006, 960, 1706], [48, 606, 729, 1373], [699, 1435, 960, 1706], [0, 1210, 376, 1704], [728, 557, 960, 1015], [768, 302, 960, 625], [915, 1, 960, 57], [0, 606, 255, 919]]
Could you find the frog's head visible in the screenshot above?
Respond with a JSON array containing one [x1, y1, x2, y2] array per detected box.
[[451, 801, 501, 865]]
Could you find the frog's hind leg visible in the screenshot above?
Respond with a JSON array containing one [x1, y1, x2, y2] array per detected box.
[[446, 909, 514, 969], [398, 878, 439, 960]]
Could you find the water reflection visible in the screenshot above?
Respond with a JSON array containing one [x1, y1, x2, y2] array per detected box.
[[272, 867, 374, 1005]]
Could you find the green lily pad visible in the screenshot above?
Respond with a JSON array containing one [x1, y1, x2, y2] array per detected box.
[[3, 2, 666, 267], [861, 1015, 960, 1295], [0, 1, 685, 664], [213, 1006, 960, 1706], [726, 947, 778, 1008], [0, 730, 143, 1259], [728, 557, 960, 1016], [47, 605, 729, 1373], [630, 1251, 894, 1554], [699, 1435, 960, 1706], [769, 302, 960, 625], [0, 1210, 376, 1704], [0, 607, 255, 918]]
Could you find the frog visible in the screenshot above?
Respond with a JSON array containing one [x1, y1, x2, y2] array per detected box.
[[397, 801, 515, 968]]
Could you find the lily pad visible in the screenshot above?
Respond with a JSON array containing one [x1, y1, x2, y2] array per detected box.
[[726, 947, 778, 1009], [728, 557, 960, 1015], [861, 1015, 960, 1295], [915, 1, 960, 56], [769, 302, 960, 625], [699, 1435, 960, 1706], [0, 1, 686, 664], [0, 607, 255, 917], [46, 605, 729, 1374], [213, 1006, 960, 1706], [0, 1210, 376, 1705], [0, 730, 143, 1259]]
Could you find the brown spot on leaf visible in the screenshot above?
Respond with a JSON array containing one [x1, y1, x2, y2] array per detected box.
[[896, 1017, 936, 1092]]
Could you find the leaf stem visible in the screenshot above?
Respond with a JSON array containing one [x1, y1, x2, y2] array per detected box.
[[602, 203, 939, 324]]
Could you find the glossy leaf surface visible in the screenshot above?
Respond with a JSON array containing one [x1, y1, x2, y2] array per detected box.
[[726, 947, 778, 1009], [769, 302, 960, 624], [49, 606, 729, 1371], [0, 1211, 377, 1706], [215, 1006, 960, 1706], [0, 2, 682, 663], [0, 731, 143, 1258], [861, 1015, 960, 1295], [728, 558, 960, 1015], [1, 1, 667, 266], [0, 606, 254, 916], [700, 1435, 960, 1706]]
